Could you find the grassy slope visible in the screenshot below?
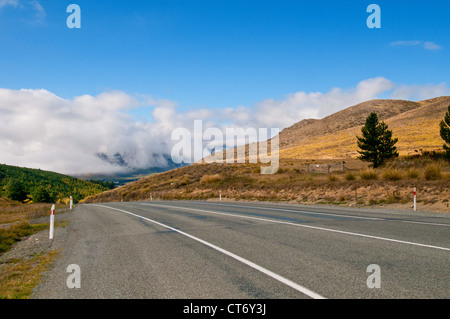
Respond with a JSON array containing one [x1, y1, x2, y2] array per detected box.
[[280, 96, 450, 159]]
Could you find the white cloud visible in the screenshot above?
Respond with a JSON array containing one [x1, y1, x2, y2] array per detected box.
[[390, 40, 442, 51], [0, 89, 182, 175], [0, 0, 46, 24], [30, 1, 46, 22], [390, 82, 449, 100], [220, 77, 395, 129], [0, 78, 448, 175], [423, 41, 441, 51], [390, 40, 422, 47], [0, 0, 18, 8]]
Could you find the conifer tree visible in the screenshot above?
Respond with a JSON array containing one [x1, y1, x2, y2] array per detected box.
[[357, 112, 399, 168], [439, 104, 450, 160]]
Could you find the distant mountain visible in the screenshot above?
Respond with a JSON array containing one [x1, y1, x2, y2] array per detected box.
[[0, 163, 109, 203], [278, 96, 450, 159], [78, 153, 188, 186]]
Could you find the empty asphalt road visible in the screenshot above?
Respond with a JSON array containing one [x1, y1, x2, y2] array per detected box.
[[33, 201, 450, 299]]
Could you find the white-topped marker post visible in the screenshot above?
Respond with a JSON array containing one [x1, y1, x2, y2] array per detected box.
[[49, 204, 55, 239], [413, 188, 417, 212], [70, 196, 73, 210]]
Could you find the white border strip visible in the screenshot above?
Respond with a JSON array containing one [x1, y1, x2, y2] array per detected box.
[[140, 203, 450, 252], [200, 202, 450, 227], [91, 204, 326, 299]]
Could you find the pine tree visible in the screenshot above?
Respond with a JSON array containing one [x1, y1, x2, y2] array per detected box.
[[440, 104, 450, 160], [357, 112, 399, 168], [32, 186, 53, 203], [5, 179, 27, 202]]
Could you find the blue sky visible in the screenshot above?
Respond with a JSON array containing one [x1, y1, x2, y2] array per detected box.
[[0, 0, 449, 174], [1, 0, 449, 109]]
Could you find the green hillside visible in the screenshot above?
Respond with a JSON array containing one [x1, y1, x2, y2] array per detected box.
[[0, 164, 110, 203]]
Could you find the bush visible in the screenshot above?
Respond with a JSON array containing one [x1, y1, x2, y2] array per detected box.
[[382, 169, 403, 181], [424, 164, 442, 180], [360, 169, 378, 180], [345, 172, 356, 181], [200, 174, 222, 184], [406, 168, 419, 179], [328, 175, 338, 182]]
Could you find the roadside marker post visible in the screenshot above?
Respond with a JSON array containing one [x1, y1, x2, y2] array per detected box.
[[219, 190, 222, 202], [150, 193, 153, 201], [413, 188, 417, 212], [70, 196, 73, 210], [49, 204, 55, 240]]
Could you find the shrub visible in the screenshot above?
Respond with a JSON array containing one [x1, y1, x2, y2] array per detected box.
[[406, 168, 419, 179], [328, 175, 338, 182], [200, 174, 222, 184], [424, 164, 442, 180], [360, 169, 378, 180], [345, 172, 356, 181], [382, 169, 403, 181]]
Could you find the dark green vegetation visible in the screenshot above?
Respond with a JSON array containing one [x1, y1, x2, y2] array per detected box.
[[357, 112, 399, 168], [0, 164, 112, 203], [440, 104, 450, 160]]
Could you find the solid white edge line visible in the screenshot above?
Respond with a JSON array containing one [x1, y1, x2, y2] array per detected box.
[[200, 202, 450, 227], [90, 204, 326, 300], [140, 203, 450, 252], [202, 202, 385, 221]]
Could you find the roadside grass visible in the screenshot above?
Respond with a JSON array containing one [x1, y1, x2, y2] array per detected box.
[[0, 222, 47, 254], [424, 164, 442, 180], [0, 220, 68, 255], [0, 249, 60, 299], [382, 169, 403, 181], [0, 198, 53, 225], [0, 198, 70, 254], [0, 199, 69, 299], [360, 169, 378, 180]]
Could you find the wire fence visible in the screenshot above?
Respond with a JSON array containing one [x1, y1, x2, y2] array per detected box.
[[306, 161, 346, 174]]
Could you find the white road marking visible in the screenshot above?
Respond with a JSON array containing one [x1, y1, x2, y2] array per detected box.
[[140, 203, 450, 252], [198, 202, 450, 227], [91, 204, 326, 299]]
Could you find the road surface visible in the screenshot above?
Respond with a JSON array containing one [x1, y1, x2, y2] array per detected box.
[[33, 201, 450, 299]]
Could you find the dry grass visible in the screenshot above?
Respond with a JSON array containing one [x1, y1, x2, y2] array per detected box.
[[200, 174, 222, 184], [406, 168, 420, 179], [360, 169, 378, 180], [382, 169, 403, 181], [0, 197, 58, 225], [424, 164, 442, 180], [0, 250, 60, 299]]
